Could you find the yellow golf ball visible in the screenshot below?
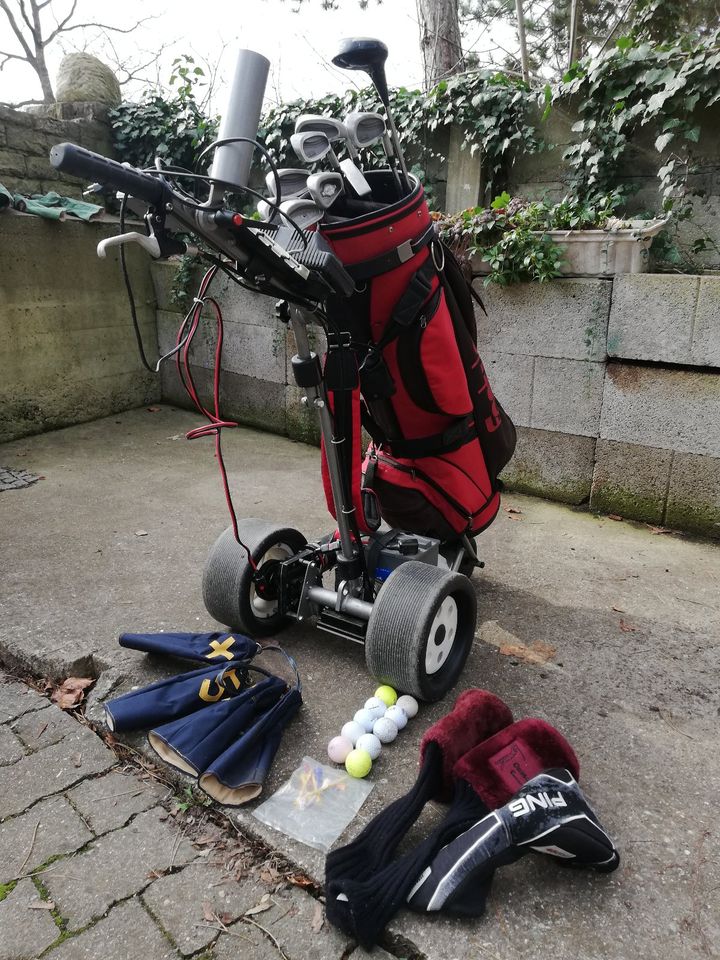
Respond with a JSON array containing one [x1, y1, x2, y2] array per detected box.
[[374, 685, 397, 707], [345, 748, 373, 779]]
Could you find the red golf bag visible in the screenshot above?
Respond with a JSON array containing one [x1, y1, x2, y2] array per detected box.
[[319, 174, 516, 543]]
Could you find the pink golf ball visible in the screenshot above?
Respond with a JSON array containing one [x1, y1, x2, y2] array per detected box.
[[373, 716, 399, 744], [327, 735, 354, 764], [385, 705, 408, 730]]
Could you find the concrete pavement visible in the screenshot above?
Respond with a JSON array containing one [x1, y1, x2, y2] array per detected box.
[[1, 406, 719, 959]]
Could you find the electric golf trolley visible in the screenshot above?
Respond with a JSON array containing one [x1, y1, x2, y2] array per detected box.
[[50, 39, 516, 702]]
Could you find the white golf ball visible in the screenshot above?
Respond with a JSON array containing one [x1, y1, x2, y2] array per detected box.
[[364, 697, 387, 720], [385, 705, 408, 730], [356, 732, 382, 760], [354, 708, 376, 732], [341, 720, 366, 745], [396, 695, 419, 718], [327, 736, 354, 764], [373, 716, 399, 744]]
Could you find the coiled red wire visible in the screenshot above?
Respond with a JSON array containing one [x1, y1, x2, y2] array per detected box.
[[175, 267, 257, 570]]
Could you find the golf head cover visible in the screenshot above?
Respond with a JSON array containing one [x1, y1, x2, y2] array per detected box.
[[453, 716, 580, 808], [119, 631, 260, 664], [419, 689, 514, 802], [408, 769, 620, 915]]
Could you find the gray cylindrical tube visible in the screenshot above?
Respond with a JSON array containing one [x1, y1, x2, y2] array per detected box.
[[209, 49, 269, 200]]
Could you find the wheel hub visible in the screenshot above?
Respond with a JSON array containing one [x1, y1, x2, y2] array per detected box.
[[249, 544, 293, 618], [425, 595, 458, 675]]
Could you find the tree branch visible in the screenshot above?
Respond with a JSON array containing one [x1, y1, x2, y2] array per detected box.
[[48, 12, 154, 43], [1, 96, 44, 106], [44, 0, 77, 45], [0, 0, 35, 59]]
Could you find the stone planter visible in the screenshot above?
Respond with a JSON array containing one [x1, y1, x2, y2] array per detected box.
[[473, 219, 668, 278]]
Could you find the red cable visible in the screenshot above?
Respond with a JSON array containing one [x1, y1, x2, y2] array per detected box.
[[177, 267, 257, 570]]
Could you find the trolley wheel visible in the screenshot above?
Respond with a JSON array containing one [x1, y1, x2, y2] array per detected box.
[[202, 519, 307, 636], [440, 536, 478, 578], [364, 560, 477, 702]]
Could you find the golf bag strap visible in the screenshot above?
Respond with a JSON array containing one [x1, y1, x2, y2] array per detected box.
[[386, 415, 476, 459], [346, 223, 436, 281]]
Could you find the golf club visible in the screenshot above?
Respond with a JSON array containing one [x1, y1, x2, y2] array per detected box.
[[265, 167, 309, 200], [295, 114, 358, 160], [279, 197, 324, 231], [332, 38, 411, 195], [306, 171, 345, 210], [290, 131, 371, 198], [345, 111, 403, 196]]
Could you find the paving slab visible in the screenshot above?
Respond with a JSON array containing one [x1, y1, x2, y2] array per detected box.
[[0, 877, 60, 960], [66, 768, 170, 836], [1, 409, 719, 960], [142, 861, 268, 956], [12, 703, 79, 751], [0, 724, 25, 765], [47, 898, 179, 960], [0, 678, 48, 724], [40, 806, 198, 930], [0, 795, 93, 880], [0, 724, 116, 819]]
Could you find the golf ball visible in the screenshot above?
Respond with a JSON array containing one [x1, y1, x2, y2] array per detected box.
[[364, 696, 387, 720], [341, 720, 366, 745], [385, 705, 408, 730], [356, 732, 382, 760], [327, 735, 354, 764], [353, 708, 376, 732], [373, 716, 399, 743], [345, 748, 372, 779], [396, 695, 419, 719], [374, 685, 397, 707]]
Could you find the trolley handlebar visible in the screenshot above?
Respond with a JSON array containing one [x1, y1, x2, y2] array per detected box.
[[50, 143, 171, 208]]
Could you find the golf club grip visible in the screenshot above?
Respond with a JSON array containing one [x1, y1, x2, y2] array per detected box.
[[50, 143, 169, 206]]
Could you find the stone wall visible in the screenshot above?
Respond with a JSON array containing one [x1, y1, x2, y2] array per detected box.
[[482, 274, 720, 537], [0, 213, 159, 443], [150, 264, 719, 538], [0, 104, 113, 199]]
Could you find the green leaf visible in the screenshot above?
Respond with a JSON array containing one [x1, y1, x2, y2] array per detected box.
[[684, 126, 701, 142], [655, 133, 674, 152], [616, 36, 634, 51]]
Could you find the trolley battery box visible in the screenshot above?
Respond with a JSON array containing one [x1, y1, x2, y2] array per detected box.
[[372, 533, 440, 582]]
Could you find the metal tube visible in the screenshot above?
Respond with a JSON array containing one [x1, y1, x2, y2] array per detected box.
[[307, 586, 373, 621]]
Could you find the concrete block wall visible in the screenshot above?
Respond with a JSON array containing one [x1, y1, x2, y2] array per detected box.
[[151, 264, 321, 446], [0, 104, 113, 199], [0, 213, 159, 443], [476, 273, 720, 537]]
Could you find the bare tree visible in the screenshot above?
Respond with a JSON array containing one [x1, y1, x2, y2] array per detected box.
[[0, 0, 151, 106], [416, 0, 464, 89]]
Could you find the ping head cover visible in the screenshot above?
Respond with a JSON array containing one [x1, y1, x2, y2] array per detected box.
[[408, 769, 620, 915], [453, 716, 580, 808], [419, 689, 514, 802]]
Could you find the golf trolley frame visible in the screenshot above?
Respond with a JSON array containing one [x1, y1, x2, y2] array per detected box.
[[49, 38, 487, 702]]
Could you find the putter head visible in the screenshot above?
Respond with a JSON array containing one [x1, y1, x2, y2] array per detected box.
[[290, 130, 332, 165], [345, 111, 387, 150], [279, 197, 324, 231], [265, 168, 308, 200], [306, 172, 344, 210]]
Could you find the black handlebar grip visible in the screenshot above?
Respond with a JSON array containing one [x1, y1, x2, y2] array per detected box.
[[50, 142, 169, 207]]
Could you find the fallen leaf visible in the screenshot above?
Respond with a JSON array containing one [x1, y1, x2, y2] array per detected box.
[[51, 677, 93, 710], [504, 505, 523, 514], [217, 911, 233, 925], [311, 902, 325, 933], [648, 525, 672, 535], [29, 901, 55, 910], [507, 513, 523, 521], [202, 901, 215, 923], [147, 406, 161, 412], [497, 640, 556, 664], [244, 901, 273, 917], [134, 530, 148, 537], [612, 605, 625, 613], [72, 752, 82, 767], [286, 872, 313, 889], [146, 869, 167, 880], [607, 514, 623, 521], [619, 619, 638, 633]]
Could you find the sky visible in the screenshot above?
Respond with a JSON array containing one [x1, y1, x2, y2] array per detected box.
[[0, 0, 444, 110]]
